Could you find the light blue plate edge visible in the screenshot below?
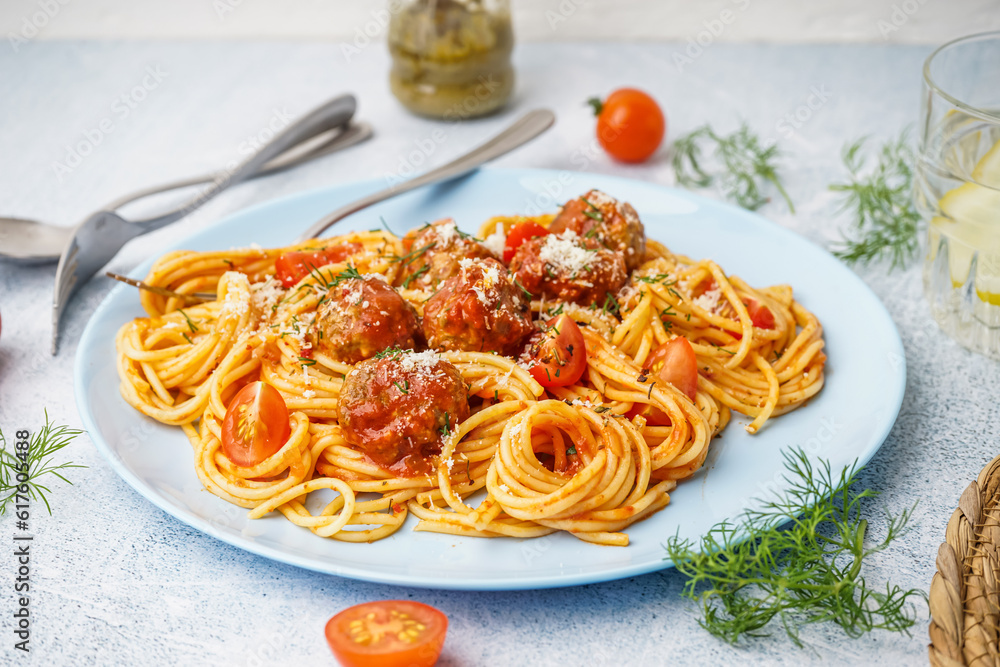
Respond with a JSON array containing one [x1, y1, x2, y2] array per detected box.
[[73, 167, 907, 591]]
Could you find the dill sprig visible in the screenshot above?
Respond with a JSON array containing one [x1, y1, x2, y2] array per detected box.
[[829, 132, 920, 270], [673, 123, 795, 213], [0, 413, 87, 514], [665, 448, 923, 647]]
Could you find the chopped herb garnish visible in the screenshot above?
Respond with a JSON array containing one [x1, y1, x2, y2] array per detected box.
[[566, 446, 577, 455], [393, 380, 410, 395], [178, 309, 198, 332], [392, 242, 436, 267], [182, 333, 193, 344], [298, 357, 317, 366], [401, 265, 430, 289]]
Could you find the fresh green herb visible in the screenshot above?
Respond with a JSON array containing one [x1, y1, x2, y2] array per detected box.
[[513, 278, 533, 299], [392, 242, 435, 267], [329, 266, 363, 287], [298, 357, 317, 367], [401, 265, 430, 289], [494, 389, 499, 402], [565, 446, 577, 455], [178, 309, 198, 333], [673, 123, 795, 213], [593, 406, 611, 414], [375, 347, 407, 360], [710, 342, 736, 356], [581, 198, 605, 223], [829, 132, 920, 270], [379, 216, 397, 237], [393, 380, 410, 395], [222, 259, 235, 268], [601, 293, 620, 318], [636, 273, 675, 285], [182, 333, 193, 345], [439, 413, 452, 440], [665, 448, 923, 647], [0, 413, 87, 514]]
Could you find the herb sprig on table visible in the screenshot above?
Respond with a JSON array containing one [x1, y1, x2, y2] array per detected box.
[[665, 448, 923, 646], [0, 413, 86, 514], [672, 123, 795, 213], [829, 131, 921, 270]]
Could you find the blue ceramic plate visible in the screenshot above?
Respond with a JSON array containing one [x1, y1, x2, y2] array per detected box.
[[75, 168, 905, 590]]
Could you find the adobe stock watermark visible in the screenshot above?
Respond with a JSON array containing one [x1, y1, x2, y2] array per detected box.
[[340, 0, 406, 62], [50, 65, 169, 182], [749, 416, 845, 506], [775, 84, 833, 139], [545, 0, 592, 31], [382, 73, 505, 188], [876, 0, 930, 40], [672, 0, 752, 73], [7, 0, 72, 53]]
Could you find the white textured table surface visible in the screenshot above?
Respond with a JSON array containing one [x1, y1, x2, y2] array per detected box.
[[2, 40, 998, 666]]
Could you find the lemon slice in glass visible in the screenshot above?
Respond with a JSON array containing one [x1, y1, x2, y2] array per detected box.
[[937, 136, 1000, 301]]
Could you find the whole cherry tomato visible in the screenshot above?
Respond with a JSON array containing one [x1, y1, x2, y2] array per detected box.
[[589, 88, 666, 163]]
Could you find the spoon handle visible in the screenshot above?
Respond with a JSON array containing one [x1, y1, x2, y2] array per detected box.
[[297, 109, 556, 241], [128, 94, 359, 233]]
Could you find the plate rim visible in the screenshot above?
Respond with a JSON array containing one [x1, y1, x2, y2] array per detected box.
[[74, 167, 906, 590]]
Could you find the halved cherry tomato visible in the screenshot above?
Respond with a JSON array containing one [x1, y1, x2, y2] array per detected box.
[[525, 314, 587, 388], [627, 337, 699, 425], [649, 336, 698, 401], [325, 600, 448, 667], [589, 88, 666, 163], [502, 221, 549, 263], [745, 298, 775, 329], [274, 243, 362, 288], [220, 381, 291, 467]]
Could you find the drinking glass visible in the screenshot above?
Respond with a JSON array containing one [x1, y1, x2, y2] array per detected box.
[[919, 31, 1000, 359]]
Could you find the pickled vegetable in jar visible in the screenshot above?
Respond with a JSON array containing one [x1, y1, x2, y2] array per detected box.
[[388, 0, 514, 119]]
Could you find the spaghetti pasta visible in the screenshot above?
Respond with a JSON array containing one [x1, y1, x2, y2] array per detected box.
[[115, 191, 825, 547]]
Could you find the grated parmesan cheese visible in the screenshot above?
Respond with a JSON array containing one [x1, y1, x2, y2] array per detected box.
[[250, 277, 285, 315], [538, 230, 593, 277], [398, 349, 442, 374], [481, 229, 506, 257], [302, 389, 316, 399], [692, 288, 723, 313]]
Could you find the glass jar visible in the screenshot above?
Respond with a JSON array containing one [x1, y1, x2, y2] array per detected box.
[[918, 31, 1000, 359], [388, 0, 514, 120]]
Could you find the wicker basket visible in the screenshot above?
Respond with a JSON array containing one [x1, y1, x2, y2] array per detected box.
[[929, 454, 1000, 666]]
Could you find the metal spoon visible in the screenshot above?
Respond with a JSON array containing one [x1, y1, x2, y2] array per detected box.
[[1, 120, 371, 265]]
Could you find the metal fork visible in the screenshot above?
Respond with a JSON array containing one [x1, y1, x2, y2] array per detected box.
[[51, 93, 362, 354]]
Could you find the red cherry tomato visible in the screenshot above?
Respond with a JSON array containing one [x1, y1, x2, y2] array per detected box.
[[745, 298, 775, 329], [526, 314, 588, 388], [627, 337, 699, 425], [503, 221, 549, 264], [590, 88, 666, 163], [220, 381, 291, 467], [274, 243, 362, 288], [325, 600, 448, 667]]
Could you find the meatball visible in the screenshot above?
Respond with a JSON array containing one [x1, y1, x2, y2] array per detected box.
[[423, 257, 534, 355], [311, 275, 419, 363], [397, 219, 496, 290], [337, 351, 470, 469], [548, 189, 646, 271], [510, 230, 627, 307]]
